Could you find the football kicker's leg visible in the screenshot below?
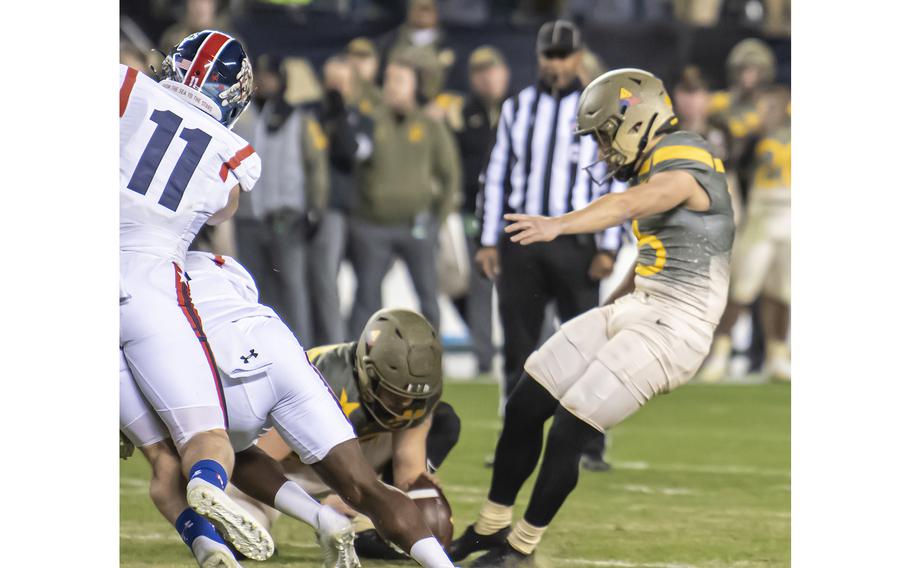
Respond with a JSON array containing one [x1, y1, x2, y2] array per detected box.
[[509, 406, 603, 555], [448, 375, 559, 561]]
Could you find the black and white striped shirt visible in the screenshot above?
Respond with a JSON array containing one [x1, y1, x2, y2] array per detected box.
[[477, 80, 626, 250]]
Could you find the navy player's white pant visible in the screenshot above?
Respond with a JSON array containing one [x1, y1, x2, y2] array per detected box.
[[121, 314, 356, 464], [120, 253, 227, 450]]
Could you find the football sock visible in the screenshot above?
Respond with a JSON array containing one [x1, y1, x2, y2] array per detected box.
[[475, 499, 513, 535], [487, 375, 558, 506], [506, 518, 548, 555], [409, 536, 455, 567], [188, 459, 228, 490], [524, 406, 603, 527], [767, 339, 789, 360], [175, 507, 226, 551], [712, 334, 732, 359], [274, 480, 322, 528]]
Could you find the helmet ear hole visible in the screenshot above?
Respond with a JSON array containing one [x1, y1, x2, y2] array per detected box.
[[630, 122, 643, 134]]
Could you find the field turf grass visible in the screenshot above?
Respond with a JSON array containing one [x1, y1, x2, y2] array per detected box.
[[121, 380, 790, 567]]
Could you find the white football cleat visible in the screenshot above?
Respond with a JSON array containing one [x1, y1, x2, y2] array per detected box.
[[316, 506, 361, 568], [187, 477, 275, 562]]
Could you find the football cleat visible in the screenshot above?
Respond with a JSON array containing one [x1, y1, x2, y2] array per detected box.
[[447, 524, 510, 561], [187, 477, 275, 561], [470, 543, 535, 567], [199, 548, 243, 568], [316, 507, 361, 568], [580, 453, 612, 472]]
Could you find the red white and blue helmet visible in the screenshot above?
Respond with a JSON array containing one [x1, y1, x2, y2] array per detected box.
[[159, 30, 253, 128]]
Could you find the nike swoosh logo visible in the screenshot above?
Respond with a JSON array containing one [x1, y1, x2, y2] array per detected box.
[[656, 319, 672, 329]]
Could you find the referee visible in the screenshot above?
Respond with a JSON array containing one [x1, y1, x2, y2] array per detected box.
[[476, 20, 624, 471]]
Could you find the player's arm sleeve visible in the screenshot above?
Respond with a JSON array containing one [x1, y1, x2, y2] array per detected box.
[[431, 121, 462, 221], [301, 113, 330, 213], [223, 140, 261, 193], [391, 418, 432, 489], [478, 96, 515, 247]]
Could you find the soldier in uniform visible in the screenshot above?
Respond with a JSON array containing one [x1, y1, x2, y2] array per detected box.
[[701, 86, 791, 381], [449, 69, 734, 566], [230, 309, 462, 560], [709, 38, 776, 178]]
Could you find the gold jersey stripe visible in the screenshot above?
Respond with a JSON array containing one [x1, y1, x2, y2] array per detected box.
[[638, 145, 722, 176]]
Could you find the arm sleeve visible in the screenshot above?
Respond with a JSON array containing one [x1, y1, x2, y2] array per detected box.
[[478, 96, 515, 247], [431, 121, 462, 221], [223, 141, 260, 193]]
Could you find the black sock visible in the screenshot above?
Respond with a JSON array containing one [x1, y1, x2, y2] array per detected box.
[[488, 375, 558, 505], [426, 401, 461, 471], [524, 406, 603, 527]]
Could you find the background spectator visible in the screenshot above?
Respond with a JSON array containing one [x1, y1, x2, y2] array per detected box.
[[346, 37, 384, 115], [158, 0, 230, 51], [307, 54, 375, 345], [347, 51, 461, 337], [385, 0, 456, 104], [451, 46, 511, 377], [231, 55, 329, 346]]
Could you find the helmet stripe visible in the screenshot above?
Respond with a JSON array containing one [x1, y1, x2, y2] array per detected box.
[[183, 31, 232, 89]]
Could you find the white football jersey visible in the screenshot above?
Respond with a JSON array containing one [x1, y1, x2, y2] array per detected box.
[[184, 251, 277, 330], [119, 65, 260, 263]]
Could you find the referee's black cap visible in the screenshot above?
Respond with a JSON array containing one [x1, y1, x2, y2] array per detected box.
[[536, 20, 582, 58]]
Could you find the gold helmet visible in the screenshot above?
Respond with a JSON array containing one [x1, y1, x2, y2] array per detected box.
[[575, 68, 676, 182], [726, 38, 776, 87], [355, 309, 443, 430]]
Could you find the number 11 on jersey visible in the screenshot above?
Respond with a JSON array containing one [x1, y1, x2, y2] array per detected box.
[[126, 109, 212, 212]]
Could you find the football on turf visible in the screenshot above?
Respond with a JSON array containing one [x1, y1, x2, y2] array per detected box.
[[406, 473, 454, 547]]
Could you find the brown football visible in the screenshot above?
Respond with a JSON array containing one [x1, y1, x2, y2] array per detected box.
[[406, 473, 454, 547]]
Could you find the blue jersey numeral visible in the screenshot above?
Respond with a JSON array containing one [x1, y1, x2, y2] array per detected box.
[[126, 110, 212, 211]]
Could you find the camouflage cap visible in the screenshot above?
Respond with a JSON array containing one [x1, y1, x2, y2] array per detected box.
[[468, 46, 505, 72], [346, 37, 377, 58]]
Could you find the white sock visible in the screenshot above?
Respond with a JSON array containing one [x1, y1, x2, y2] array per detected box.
[[273, 480, 322, 528], [409, 537, 455, 568], [190, 535, 232, 566]]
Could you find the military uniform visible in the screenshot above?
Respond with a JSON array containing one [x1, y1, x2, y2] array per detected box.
[[525, 130, 734, 431], [730, 125, 790, 304]]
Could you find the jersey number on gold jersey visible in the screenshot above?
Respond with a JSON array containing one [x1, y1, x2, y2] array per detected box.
[[126, 109, 213, 211]]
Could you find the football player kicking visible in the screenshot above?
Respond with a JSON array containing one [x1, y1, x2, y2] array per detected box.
[[448, 69, 734, 567], [120, 30, 274, 560], [122, 251, 455, 568], [227, 309, 461, 561]]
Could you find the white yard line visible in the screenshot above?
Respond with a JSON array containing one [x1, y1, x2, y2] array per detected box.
[[553, 558, 697, 568], [612, 461, 789, 478], [617, 484, 698, 496]]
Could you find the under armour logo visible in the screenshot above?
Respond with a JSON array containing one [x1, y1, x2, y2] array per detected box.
[[240, 349, 259, 364]]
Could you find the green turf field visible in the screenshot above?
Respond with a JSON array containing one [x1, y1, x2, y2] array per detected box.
[[121, 380, 790, 568]]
